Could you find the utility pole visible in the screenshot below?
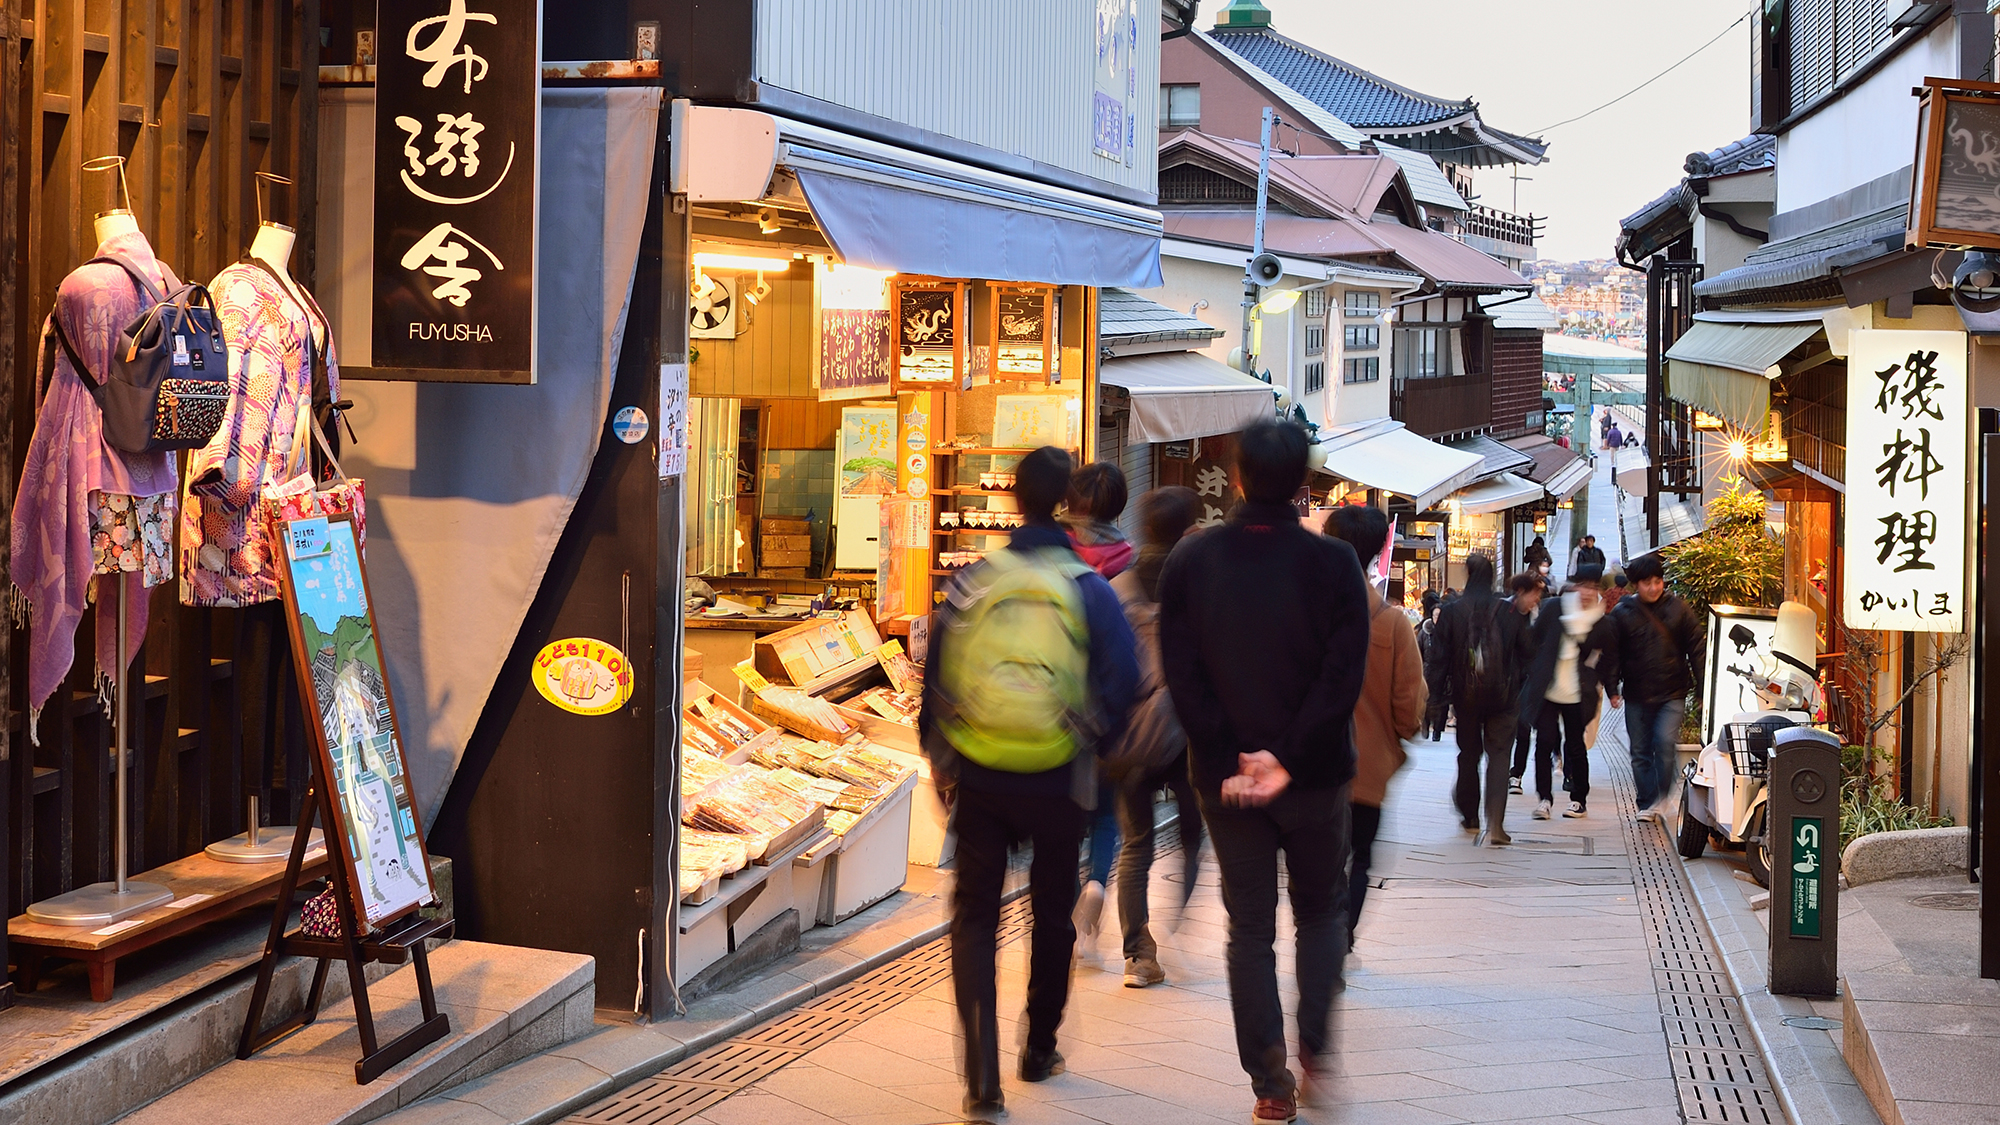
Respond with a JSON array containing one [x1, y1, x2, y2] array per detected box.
[[1240, 106, 1275, 374]]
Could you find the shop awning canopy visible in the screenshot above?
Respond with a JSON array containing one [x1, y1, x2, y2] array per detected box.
[[1664, 318, 1823, 432], [1099, 351, 1277, 444], [1453, 471, 1545, 516], [1318, 423, 1486, 510], [777, 118, 1165, 288], [1543, 457, 1595, 501]]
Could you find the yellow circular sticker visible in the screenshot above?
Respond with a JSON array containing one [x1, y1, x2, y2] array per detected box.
[[533, 637, 634, 716]]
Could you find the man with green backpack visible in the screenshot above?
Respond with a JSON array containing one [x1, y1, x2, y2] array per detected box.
[[920, 446, 1139, 1119]]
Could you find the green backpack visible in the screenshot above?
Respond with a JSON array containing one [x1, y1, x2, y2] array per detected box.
[[937, 547, 1094, 773]]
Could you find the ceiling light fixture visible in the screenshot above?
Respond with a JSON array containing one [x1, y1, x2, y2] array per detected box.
[[693, 251, 794, 273]]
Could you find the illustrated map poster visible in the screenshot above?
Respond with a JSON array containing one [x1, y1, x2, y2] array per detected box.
[[281, 515, 434, 928]]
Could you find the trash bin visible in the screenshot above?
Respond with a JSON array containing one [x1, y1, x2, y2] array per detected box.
[[1767, 726, 1840, 998]]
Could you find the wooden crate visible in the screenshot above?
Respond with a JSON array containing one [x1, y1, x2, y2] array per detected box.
[[762, 548, 812, 568], [762, 516, 812, 535]]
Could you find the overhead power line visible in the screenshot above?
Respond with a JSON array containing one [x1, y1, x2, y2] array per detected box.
[[1532, 6, 1754, 135]]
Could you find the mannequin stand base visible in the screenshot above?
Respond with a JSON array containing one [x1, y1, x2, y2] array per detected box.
[[208, 827, 322, 863], [26, 881, 175, 927]]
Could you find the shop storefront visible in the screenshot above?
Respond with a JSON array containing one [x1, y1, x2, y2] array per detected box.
[[3, 0, 1169, 1059]]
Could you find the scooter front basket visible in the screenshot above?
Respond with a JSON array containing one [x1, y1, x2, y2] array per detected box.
[[1723, 720, 1783, 778]]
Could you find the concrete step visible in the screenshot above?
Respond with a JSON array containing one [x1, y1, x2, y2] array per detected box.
[[1, 941, 593, 1125]]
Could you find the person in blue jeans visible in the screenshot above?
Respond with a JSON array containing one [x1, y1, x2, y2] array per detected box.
[[1602, 553, 1703, 815]]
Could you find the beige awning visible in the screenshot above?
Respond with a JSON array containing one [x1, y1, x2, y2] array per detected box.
[[1453, 472, 1545, 516], [1099, 351, 1276, 444], [1318, 424, 1486, 510], [1664, 319, 1823, 432]]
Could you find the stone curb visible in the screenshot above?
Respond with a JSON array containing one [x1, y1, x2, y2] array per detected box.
[[1840, 826, 1969, 888], [1679, 857, 1884, 1125], [382, 881, 1025, 1125]]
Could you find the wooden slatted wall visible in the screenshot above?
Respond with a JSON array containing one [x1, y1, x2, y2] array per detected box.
[[0, 0, 319, 935]]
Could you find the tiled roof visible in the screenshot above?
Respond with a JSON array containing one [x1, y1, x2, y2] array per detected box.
[[1685, 134, 1777, 179], [1378, 143, 1468, 212], [1211, 27, 1469, 131], [1099, 287, 1226, 343]]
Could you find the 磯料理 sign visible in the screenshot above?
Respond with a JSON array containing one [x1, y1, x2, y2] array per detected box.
[[1842, 329, 1967, 631], [372, 0, 541, 383]]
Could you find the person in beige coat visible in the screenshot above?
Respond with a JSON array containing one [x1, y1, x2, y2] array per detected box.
[[1326, 506, 1428, 931]]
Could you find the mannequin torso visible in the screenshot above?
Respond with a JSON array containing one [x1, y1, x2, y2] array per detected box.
[[248, 222, 324, 350]]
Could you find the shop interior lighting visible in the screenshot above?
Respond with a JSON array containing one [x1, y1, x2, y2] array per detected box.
[[1726, 437, 1750, 461], [744, 272, 772, 305], [693, 251, 795, 273], [757, 207, 783, 235], [818, 263, 897, 311]]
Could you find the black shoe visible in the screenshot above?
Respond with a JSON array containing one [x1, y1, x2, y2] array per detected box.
[[1019, 1047, 1066, 1082], [963, 1093, 1006, 1118]]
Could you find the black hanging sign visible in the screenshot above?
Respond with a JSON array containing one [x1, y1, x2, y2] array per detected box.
[[371, 0, 541, 384]]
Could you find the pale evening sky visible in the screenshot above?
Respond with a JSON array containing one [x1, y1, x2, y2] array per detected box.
[[1190, 0, 1756, 263]]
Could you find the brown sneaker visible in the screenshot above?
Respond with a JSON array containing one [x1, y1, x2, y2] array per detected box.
[[1123, 956, 1166, 988], [1297, 1053, 1328, 1107], [1252, 1094, 1298, 1123]]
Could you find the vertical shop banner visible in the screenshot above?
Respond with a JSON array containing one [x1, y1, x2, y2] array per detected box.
[[373, 0, 542, 382], [1092, 0, 1137, 163], [1842, 329, 1968, 632]]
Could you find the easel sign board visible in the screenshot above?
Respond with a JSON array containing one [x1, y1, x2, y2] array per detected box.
[[277, 514, 435, 930]]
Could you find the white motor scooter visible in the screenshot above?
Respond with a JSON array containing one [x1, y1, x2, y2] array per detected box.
[[1676, 602, 1823, 887]]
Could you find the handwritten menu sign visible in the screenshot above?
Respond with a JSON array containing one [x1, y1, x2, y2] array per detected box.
[[373, 0, 541, 382], [1843, 329, 1968, 632]]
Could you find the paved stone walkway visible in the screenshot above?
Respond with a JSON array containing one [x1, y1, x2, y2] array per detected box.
[[682, 728, 1696, 1125]]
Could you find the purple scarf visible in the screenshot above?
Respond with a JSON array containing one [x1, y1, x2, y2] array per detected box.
[[10, 232, 181, 738]]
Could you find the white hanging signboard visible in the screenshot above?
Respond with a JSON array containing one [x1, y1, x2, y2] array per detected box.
[[1842, 329, 1968, 632]]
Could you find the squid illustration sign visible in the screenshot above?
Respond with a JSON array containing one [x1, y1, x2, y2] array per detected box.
[[373, 0, 542, 382]]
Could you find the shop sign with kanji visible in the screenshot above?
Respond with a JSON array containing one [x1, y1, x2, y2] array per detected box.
[[372, 0, 541, 382], [1842, 329, 1968, 632]]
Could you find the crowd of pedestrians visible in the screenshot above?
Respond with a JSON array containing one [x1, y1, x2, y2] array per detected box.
[[919, 418, 1698, 1124]]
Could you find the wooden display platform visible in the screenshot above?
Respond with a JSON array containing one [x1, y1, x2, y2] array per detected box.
[[10, 846, 330, 1002]]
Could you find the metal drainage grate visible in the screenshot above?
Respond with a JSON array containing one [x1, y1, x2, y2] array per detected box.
[[1607, 749, 1783, 1124], [565, 889, 1041, 1125]]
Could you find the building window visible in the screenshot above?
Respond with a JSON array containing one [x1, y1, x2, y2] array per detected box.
[[1343, 357, 1379, 384], [1305, 324, 1325, 356], [1343, 290, 1380, 318], [1343, 324, 1379, 351], [1304, 288, 1327, 319], [1159, 84, 1200, 128], [1395, 327, 1446, 379], [1305, 361, 1326, 394]]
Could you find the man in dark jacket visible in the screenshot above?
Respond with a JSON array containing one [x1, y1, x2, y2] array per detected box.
[[1159, 421, 1372, 1124], [919, 446, 1140, 1116], [1425, 557, 1539, 846], [1518, 565, 1613, 818], [1568, 533, 1607, 577], [1604, 552, 1703, 814]]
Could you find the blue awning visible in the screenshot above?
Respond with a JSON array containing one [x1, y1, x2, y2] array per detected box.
[[780, 122, 1164, 288]]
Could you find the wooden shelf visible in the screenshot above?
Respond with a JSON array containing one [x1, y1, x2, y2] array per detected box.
[[934, 528, 1013, 536], [935, 447, 1037, 456], [932, 488, 1015, 497]]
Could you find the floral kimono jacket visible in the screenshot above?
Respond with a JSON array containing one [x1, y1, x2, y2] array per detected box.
[[179, 260, 336, 608]]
